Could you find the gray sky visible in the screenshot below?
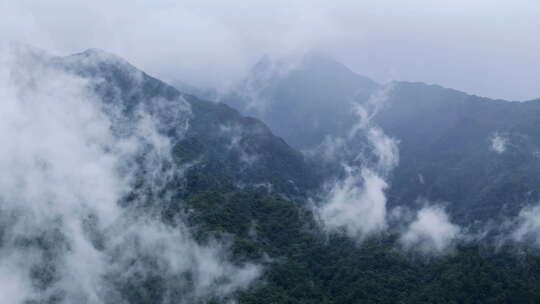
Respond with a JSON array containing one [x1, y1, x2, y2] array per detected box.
[[1, 0, 538, 100]]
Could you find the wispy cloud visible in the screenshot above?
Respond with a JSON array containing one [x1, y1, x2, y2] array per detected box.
[[319, 166, 389, 238], [315, 85, 465, 255], [0, 44, 259, 304], [490, 133, 508, 154], [509, 204, 540, 246], [317, 85, 398, 240], [2, 1, 539, 99], [399, 203, 461, 254]]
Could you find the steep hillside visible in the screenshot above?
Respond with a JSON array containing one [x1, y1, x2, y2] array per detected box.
[[380, 83, 540, 225], [57, 48, 321, 198]]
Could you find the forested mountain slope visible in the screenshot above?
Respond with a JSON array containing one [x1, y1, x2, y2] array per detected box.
[[4, 44, 540, 303], [57, 48, 321, 198]]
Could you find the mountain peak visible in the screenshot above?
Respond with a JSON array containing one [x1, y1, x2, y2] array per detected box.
[[61, 48, 139, 75], [74, 48, 128, 64], [248, 50, 378, 89]]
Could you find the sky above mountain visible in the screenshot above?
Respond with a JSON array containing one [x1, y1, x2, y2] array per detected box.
[[1, 0, 538, 101]]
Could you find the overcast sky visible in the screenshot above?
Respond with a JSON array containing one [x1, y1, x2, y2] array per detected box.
[[1, 0, 538, 100]]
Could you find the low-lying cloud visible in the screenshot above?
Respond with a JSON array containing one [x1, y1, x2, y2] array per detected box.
[[316, 86, 463, 254], [399, 204, 461, 254], [510, 204, 540, 246], [319, 166, 389, 239], [0, 44, 259, 304], [490, 133, 508, 154], [318, 85, 399, 240]]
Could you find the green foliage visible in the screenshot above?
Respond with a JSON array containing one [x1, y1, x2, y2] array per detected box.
[[176, 189, 540, 304]]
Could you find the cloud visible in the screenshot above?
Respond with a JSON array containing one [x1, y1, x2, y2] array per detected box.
[[319, 167, 388, 239], [317, 85, 398, 240], [105, 220, 260, 303], [485, 203, 540, 249], [510, 204, 540, 246], [366, 127, 400, 173], [490, 133, 508, 154], [315, 84, 463, 255], [1, 1, 539, 99], [0, 44, 259, 303], [399, 204, 461, 254]]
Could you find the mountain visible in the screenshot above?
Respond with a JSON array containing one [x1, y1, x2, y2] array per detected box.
[[0, 45, 324, 304], [73, 49, 540, 303], [56, 48, 321, 198], [222, 51, 379, 149], [378, 82, 540, 226], [224, 52, 540, 229], [5, 45, 540, 304]]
